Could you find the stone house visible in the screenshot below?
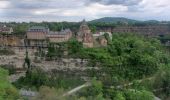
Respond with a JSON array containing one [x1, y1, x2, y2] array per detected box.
[[97, 36, 108, 47], [26, 26, 49, 47], [26, 26, 73, 47], [0, 25, 13, 34], [47, 29, 72, 43]]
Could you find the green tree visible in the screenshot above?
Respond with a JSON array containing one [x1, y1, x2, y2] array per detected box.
[[68, 39, 83, 55], [125, 89, 154, 100], [0, 68, 19, 100], [153, 66, 170, 97], [114, 92, 125, 100], [90, 78, 103, 96], [106, 33, 166, 80]]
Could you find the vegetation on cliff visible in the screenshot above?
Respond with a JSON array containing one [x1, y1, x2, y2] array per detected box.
[[12, 33, 170, 99], [0, 67, 19, 100]]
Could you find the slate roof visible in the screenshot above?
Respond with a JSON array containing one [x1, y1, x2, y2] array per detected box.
[[28, 26, 49, 32], [29, 26, 48, 30]]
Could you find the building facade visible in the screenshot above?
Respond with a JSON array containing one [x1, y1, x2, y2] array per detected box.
[[26, 26, 73, 47], [26, 26, 49, 47], [47, 29, 72, 43], [77, 20, 93, 48], [0, 25, 13, 34], [0, 25, 16, 47]]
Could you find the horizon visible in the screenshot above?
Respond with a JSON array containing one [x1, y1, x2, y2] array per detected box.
[[0, 0, 170, 22], [0, 17, 170, 23]]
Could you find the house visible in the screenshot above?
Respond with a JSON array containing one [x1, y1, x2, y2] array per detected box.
[[93, 32, 112, 47], [93, 32, 112, 40], [77, 20, 93, 48], [0, 25, 13, 34], [26, 26, 73, 47], [47, 29, 72, 43], [97, 36, 108, 47], [26, 26, 49, 47]]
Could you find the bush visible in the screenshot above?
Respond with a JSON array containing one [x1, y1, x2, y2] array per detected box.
[[0, 67, 19, 99]]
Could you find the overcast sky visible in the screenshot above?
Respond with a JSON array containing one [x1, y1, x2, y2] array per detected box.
[[0, 0, 170, 22]]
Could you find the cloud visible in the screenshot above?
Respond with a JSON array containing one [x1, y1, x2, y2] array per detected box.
[[0, 0, 169, 22], [0, 1, 10, 8], [87, 0, 142, 6]]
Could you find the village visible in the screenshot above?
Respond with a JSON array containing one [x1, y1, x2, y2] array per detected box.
[[0, 20, 111, 48], [0, 19, 170, 100], [1, 0, 170, 99], [1, 19, 170, 49], [1, 19, 170, 72]]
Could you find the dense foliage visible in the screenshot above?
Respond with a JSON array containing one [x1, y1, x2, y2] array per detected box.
[[42, 33, 170, 99], [14, 67, 84, 90], [0, 67, 19, 100], [12, 33, 170, 100], [57, 33, 168, 80]]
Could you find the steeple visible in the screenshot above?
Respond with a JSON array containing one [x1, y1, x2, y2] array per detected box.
[[77, 19, 94, 48], [82, 19, 87, 26], [79, 19, 89, 31]]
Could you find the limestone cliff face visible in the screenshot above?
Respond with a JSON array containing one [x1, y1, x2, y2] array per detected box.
[[0, 35, 20, 46]]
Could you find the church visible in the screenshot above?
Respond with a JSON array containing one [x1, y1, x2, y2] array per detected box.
[[77, 20, 94, 48]]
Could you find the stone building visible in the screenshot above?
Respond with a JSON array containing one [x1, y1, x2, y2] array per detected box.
[[77, 20, 93, 48], [26, 26, 49, 47], [97, 25, 170, 36], [93, 32, 112, 47], [0, 25, 13, 34], [98, 36, 108, 47], [0, 25, 14, 46], [26, 26, 73, 47], [93, 32, 112, 40], [47, 29, 72, 43]]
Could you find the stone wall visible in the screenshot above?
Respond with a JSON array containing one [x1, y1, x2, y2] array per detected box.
[[97, 25, 170, 36]]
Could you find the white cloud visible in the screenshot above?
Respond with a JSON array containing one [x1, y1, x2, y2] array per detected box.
[[139, 0, 170, 13], [33, 3, 127, 19], [61, 3, 116, 17], [0, 1, 10, 9], [0, 0, 170, 21]]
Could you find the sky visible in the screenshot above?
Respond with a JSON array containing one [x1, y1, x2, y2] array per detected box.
[[0, 0, 170, 22]]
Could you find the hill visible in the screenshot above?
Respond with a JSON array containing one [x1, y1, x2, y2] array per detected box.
[[89, 17, 139, 24]]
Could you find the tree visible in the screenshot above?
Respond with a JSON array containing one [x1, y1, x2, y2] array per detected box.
[[125, 89, 154, 100], [106, 33, 167, 80], [104, 33, 111, 44], [90, 78, 103, 96], [0, 67, 19, 100], [68, 39, 83, 55], [153, 66, 170, 97], [113, 92, 125, 100]]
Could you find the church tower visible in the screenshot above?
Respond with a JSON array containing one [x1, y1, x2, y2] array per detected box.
[[77, 19, 93, 48]]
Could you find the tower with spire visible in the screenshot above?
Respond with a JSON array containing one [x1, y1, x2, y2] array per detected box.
[[77, 19, 93, 48]]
